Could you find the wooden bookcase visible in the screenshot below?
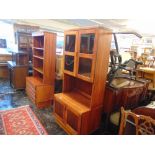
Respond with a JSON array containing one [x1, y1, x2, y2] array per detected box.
[[26, 31, 56, 108], [53, 27, 112, 134]]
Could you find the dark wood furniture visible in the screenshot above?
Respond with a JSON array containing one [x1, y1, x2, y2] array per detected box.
[[15, 32, 32, 60], [133, 101, 155, 119], [103, 78, 146, 115], [53, 27, 112, 134], [11, 51, 29, 65], [14, 24, 39, 61], [7, 51, 29, 89], [26, 31, 56, 108], [7, 61, 28, 89]]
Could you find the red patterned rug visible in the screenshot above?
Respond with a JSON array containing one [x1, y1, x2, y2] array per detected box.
[[0, 105, 47, 135]]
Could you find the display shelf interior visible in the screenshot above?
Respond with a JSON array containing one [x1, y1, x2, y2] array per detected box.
[[63, 74, 92, 106], [33, 67, 43, 74], [33, 36, 44, 48], [78, 58, 92, 78], [33, 70, 43, 80], [33, 48, 44, 57], [33, 55, 44, 60]]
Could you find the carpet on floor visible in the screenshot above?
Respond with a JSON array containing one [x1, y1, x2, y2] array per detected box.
[[0, 105, 47, 135]]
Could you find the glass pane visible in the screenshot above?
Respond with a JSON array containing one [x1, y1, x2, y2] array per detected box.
[[64, 55, 74, 72], [80, 33, 95, 54], [78, 58, 92, 77], [65, 35, 76, 52]]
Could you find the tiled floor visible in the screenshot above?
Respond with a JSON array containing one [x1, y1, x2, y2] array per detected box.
[[0, 78, 66, 135]]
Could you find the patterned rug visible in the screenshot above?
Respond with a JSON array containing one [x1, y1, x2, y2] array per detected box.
[[0, 105, 47, 135]]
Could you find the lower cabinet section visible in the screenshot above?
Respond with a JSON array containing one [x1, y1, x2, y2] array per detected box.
[[53, 94, 91, 135], [26, 77, 53, 108], [53, 93, 104, 135]]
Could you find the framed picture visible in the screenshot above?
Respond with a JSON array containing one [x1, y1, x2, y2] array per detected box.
[[0, 39, 7, 48]]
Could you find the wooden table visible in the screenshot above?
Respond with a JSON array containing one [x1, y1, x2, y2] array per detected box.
[[136, 67, 155, 88]]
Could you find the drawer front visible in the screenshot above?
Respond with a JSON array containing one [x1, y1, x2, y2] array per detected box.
[[26, 82, 36, 103], [36, 86, 52, 102], [26, 80, 35, 92]]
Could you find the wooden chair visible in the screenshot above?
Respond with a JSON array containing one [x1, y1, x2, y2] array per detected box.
[[119, 107, 155, 135]]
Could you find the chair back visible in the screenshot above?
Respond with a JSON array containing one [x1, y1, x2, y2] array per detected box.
[[119, 107, 155, 135]]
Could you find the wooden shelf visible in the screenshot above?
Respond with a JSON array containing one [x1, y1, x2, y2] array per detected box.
[[33, 67, 43, 74], [33, 55, 44, 60], [54, 91, 90, 115], [33, 47, 44, 50]]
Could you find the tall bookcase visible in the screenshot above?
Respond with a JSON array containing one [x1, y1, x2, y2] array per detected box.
[[53, 27, 112, 134], [26, 31, 56, 108]]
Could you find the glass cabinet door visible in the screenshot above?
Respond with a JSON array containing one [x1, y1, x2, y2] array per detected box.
[[80, 33, 95, 54], [79, 29, 97, 54], [64, 55, 74, 72], [65, 35, 76, 52], [64, 31, 78, 76], [78, 58, 92, 78], [77, 29, 97, 82]]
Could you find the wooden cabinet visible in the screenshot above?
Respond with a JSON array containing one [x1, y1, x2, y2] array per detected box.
[[54, 92, 90, 134], [11, 51, 29, 65], [8, 61, 28, 89], [15, 32, 33, 61], [7, 51, 29, 89], [103, 78, 147, 115], [26, 31, 56, 108], [53, 27, 112, 134]]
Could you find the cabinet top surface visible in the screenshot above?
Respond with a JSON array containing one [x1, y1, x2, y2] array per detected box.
[[65, 26, 112, 32], [32, 31, 56, 36], [26, 76, 44, 86]]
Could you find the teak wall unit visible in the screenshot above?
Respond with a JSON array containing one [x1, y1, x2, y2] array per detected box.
[[53, 27, 112, 134], [26, 31, 56, 108]]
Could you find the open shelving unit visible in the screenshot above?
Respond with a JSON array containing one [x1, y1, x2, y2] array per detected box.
[[53, 27, 112, 134], [26, 31, 56, 108]]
